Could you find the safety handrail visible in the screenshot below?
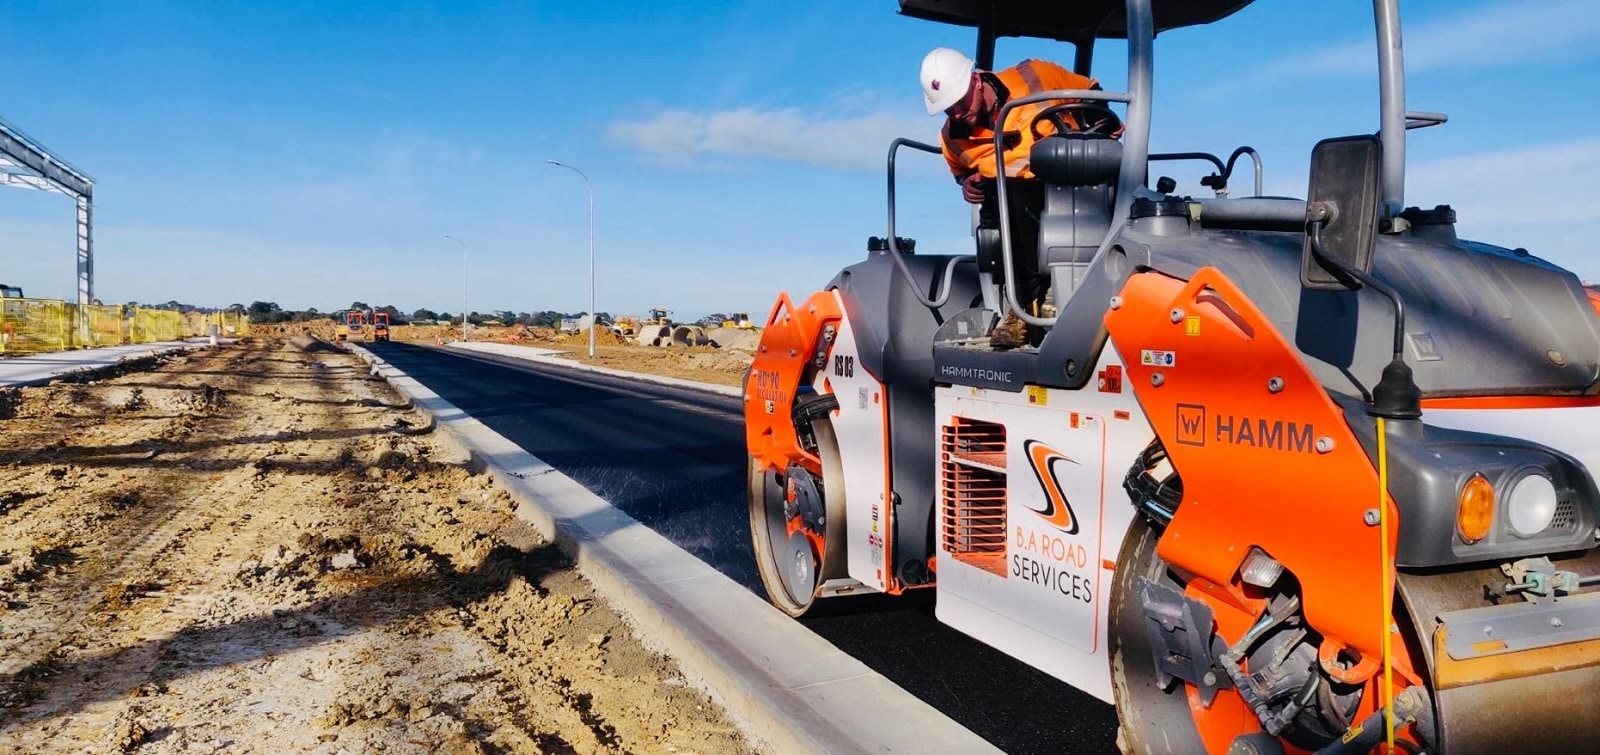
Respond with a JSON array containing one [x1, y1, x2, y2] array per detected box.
[[1149, 146, 1263, 197], [992, 87, 1136, 327], [886, 137, 975, 310]]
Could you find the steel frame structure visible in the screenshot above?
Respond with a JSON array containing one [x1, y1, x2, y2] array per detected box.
[[0, 115, 95, 338]]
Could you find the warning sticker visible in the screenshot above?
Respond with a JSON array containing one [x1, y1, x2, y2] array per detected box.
[[1185, 316, 1201, 336], [1097, 365, 1122, 393], [1140, 349, 1177, 367]]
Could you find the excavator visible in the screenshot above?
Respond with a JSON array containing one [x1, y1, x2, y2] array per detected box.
[[745, 2, 1600, 753]]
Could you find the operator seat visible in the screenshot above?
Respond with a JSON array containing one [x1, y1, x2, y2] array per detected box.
[[1030, 133, 1123, 292]]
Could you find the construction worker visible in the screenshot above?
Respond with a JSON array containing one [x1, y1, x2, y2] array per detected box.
[[921, 47, 1121, 348]]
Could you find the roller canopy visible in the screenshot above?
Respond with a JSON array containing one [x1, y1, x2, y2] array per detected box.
[[898, 0, 1253, 40]]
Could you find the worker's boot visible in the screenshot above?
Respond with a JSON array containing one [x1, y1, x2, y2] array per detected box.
[[989, 311, 1028, 350]]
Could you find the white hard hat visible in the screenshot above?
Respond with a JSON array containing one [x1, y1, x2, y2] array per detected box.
[[920, 47, 974, 115]]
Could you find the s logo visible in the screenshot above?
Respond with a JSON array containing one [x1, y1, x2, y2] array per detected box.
[[1023, 440, 1080, 534]]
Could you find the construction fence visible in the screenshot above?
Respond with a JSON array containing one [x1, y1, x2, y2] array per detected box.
[[0, 298, 250, 355]]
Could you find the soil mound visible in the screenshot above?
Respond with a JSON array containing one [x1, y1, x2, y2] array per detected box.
[[286, 334, 340, 353]]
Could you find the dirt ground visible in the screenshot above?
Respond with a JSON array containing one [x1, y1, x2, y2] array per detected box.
[[255, 322, 754, 388], [0, 339, 749, 754], [555, 346, 748, 388]]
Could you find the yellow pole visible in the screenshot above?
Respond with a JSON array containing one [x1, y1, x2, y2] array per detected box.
[[1377, 416, 1395, 754]]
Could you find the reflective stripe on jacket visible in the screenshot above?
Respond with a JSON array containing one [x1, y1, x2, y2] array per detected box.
[[941, 59, 1097, 181]]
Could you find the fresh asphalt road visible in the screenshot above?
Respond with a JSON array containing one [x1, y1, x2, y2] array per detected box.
[[368, 342, 1120, 754]]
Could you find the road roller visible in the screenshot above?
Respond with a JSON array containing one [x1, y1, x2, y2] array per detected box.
[[744, 1, 1600, 752]]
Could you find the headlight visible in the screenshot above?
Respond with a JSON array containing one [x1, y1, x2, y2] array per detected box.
[[1507, 473, 1560, 537]]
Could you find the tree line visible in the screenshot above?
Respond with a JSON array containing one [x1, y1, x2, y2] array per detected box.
[[238, 301, 618, 328]]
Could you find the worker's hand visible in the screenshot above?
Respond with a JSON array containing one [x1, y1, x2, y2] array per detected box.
[[961, 173, 988, 204]]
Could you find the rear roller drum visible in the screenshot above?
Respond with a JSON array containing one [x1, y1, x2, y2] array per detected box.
[[1108, 516, 1210, 754], [1111, 516, 1441, 754]]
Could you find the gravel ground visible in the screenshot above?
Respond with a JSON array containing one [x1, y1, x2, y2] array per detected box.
[[0, 338, 749, 754]]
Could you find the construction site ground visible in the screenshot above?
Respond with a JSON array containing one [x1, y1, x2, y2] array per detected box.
[[0, 338, 748, 754], [252, 323, 754, 389], [535, 344, 747, 388]]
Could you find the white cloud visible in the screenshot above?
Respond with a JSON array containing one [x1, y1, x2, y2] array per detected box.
[[605, 101, 936, 173], [1408, 137, 1600, 279], [1256, 0, 1600, 82], [1410, 137, 1600, 225]]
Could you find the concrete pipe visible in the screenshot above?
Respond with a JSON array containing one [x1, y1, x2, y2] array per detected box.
[[671, 325, 709, 347], [636, 325, 670, 347]]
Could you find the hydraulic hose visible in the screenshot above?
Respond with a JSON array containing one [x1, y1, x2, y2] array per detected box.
[[1313, 686, 1434, 755]]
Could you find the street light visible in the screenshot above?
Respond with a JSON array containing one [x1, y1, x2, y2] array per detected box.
[[546, 159, 595, 358], [443, 234, 467, 342]]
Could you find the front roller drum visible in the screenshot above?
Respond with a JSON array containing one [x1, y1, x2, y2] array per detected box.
[[748, 414, 848, 617], [1398, 548, 1600, 754]]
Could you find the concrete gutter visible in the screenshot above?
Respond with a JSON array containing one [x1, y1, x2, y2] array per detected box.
[[442, 340, 742, 398], [348, 344, 999, 755]]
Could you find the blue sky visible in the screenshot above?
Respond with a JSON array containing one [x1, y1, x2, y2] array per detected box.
[[2, 0, 1598, 318]]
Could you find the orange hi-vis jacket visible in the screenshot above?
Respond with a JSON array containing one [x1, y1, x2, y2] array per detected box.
[[941, 59, 1099, 181]]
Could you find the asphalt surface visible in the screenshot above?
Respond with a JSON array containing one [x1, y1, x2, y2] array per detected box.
[[368, 342, 1120, 754]]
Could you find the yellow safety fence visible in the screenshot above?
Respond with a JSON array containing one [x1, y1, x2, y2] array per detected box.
[[0, 297, 251, 355]]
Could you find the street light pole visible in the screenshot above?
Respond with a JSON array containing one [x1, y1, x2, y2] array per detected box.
[[547, 160, 595, 358], [443, 234, 467, 342]]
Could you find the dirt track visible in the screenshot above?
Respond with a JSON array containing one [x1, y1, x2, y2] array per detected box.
[[0, 339, 748, 754]]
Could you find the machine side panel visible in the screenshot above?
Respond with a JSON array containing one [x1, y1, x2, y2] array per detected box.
[[832, 252, 982, 587], [827, 312, 892, 592], [1106, 267, 1400, 660], [933, 346, 1149, 700], [744, 291, 842, 471]]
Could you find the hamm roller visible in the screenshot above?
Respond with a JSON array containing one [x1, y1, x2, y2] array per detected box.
[[743, 1, 1600, 753]]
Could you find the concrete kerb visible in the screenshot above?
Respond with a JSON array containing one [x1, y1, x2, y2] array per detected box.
[[442, 341, 743, 398], [346, 344, 1000, 755]]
